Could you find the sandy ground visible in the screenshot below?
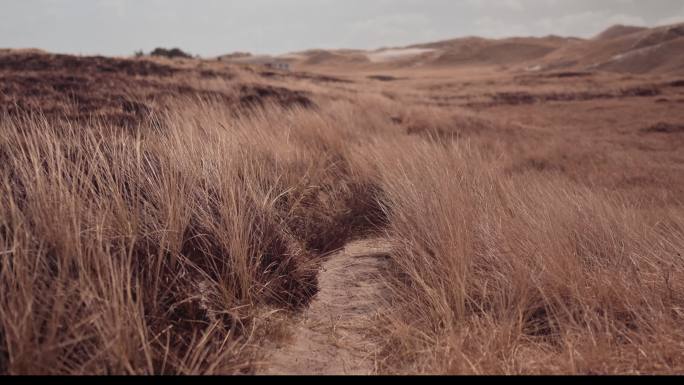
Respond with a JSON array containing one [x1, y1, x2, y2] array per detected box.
[[257, 238, 392, 375]]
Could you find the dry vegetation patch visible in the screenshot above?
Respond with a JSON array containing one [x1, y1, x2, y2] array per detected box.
[[359, 139, 684, 374], [482, 86, 661, 107], [2, 50, 684, 375], [0, 52, 314, 127], [0, 95, 386, 374], [643, 122, 684, 134]]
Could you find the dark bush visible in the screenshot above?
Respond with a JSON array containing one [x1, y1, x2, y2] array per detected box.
[[150, 47, 193, 59]]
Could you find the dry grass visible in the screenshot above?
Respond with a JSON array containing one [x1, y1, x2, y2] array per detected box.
[[360, 136, 684, 374], [2, 51, 684, 375], [0, 98, 385, 374]]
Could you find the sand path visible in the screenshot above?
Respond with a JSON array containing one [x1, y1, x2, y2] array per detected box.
[[258, 238, 392, 375]]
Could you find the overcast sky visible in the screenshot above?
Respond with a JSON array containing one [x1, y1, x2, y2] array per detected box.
[[2, 0, 684, 57]]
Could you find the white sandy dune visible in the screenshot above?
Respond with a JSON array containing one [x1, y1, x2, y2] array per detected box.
[[366, 48, 436, 63]]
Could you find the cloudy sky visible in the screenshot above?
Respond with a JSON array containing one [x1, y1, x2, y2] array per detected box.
[[2, 0, 684, 56]]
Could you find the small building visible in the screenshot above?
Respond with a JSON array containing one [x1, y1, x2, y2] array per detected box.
[[219, 54, 292, 71], [264, 61, 291, 71]]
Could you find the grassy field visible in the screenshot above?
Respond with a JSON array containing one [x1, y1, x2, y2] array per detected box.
[[1, 50, 683, 374]]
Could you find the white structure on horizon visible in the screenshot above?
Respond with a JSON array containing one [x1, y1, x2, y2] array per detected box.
[[226, 55, 291, 71], [264, 61, 291, 71]]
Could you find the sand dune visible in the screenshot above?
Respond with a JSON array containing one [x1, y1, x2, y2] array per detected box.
[[270, 23, 684, 75], [596, 37, 684, 74], [366, 48, 436, 63], [539, 23, 684, 74], [595, 24, 648, 40]]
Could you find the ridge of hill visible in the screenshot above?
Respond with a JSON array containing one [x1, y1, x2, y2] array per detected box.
[[228, 23, 684, 75]]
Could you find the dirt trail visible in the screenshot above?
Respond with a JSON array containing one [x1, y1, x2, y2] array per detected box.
[[258, 238, 392, 375]]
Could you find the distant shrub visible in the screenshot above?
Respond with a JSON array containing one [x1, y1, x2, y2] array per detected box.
[[150, 47, 193, 59]]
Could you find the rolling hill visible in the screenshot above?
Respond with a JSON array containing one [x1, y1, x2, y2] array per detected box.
[[221, 23, 684, 75]]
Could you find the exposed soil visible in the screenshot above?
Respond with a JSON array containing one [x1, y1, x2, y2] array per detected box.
[[258, 238, 392, 375]]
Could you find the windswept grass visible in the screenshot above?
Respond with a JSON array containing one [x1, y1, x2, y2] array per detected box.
[[0, 99, 385, 374], [362, 137, 684, 374], [2, 51, 684, 375]]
